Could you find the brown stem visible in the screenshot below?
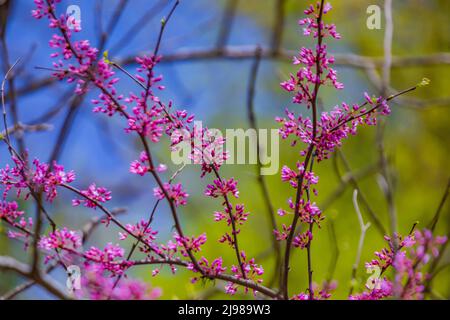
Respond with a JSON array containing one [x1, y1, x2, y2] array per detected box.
[[281, 0, 325, 300], [211, 166, 246, 280]]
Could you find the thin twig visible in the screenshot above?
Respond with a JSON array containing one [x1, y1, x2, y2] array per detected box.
[[246, 46, 280, 286], [1, 8, 25, 155], [326, 219, 339, 284], [336, 150, 386, 236], [216, 0, 238, 51], [377, 0, 397, 252], [321, 160, 379, 213], [110, 0, 167, 54], [348, 190, 371, 296], [428, 178, 450, 232], [271, 0, 286, 55]]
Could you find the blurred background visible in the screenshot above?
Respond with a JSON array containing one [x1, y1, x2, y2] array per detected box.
[[0, 0, 449, 299]]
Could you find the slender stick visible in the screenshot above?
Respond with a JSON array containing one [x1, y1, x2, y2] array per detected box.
[[336, 150, 387, 236], [271, 0, 286, 55], [246, 46, 280, 286], [428, 178, 450, 232], [281, 0, 325, 299], [348, 190, 371, 296], [216, 0, 238, 51], [378, 0, 397, 251]]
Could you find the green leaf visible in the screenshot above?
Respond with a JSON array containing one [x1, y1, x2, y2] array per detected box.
[[417, 77, 431, 88], [103, 50, 112, 65]]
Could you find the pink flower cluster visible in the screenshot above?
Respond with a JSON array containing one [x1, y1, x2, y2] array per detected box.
[[350, 229, 448, 300], [225, 252, 264, 295], [204, 178, 250, 248], [84, 243, 129, 275], [292, 281, 337, 300], [277, 2, 392, 162], [204, 178, 239, 198], [0, 201, 33, 242], [293, 230, 313, 249], [0, 157, 75, 202], [280, 4, 342, 105], [0, 200, 24, 222], [72, 183, 112, 208], [38, 227, 82, 251], [174, 233, 207, 257], [79, 264, 161, 300], [189, 257, 226, 283], [281, 162, 319, 189], [153, 182, 189, 207]]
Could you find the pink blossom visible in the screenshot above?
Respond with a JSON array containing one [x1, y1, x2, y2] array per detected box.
[[38, 228, 82, 251], [293, 230, 313, 249], [204, 178, 239, 198], [174, 233, 207, 257], [153, 182, 188, 207], [79, 264, 161, 300], [0, 201, 24, 221], [84, 243, 127, 275], [0, 158, 75, 202], [72, 183, 112, 208]]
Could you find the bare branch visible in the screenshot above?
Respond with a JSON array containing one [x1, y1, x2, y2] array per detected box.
[[246, 46, 281, 286], [428, 178, 450, 232], [348, 190, 371, 296], [271, 0, 286, 54], [0, 256, 70, 300], [216, 0, 238, 50]]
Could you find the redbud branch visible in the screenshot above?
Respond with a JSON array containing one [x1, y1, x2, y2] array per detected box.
[[211, 166, 247, 280], [154, 0, 180, 57], [320, 158, 378, 212], [46, 0, 205, 277], [1, 58, 21, 150], [60, 183, 166, 260], [131, 259, 280, 299], [143, 0, 180, 103], [418, 180, 450, 296], [110, 165, 186, 294], [2, 59, 64, 277], [281, 0, 325, 300], [329, 85, 418, 133], [42, 240, 279, 299], [400, 234, 443, 298], [0, 216, 34, 237], [1, 209, 127, 300]]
